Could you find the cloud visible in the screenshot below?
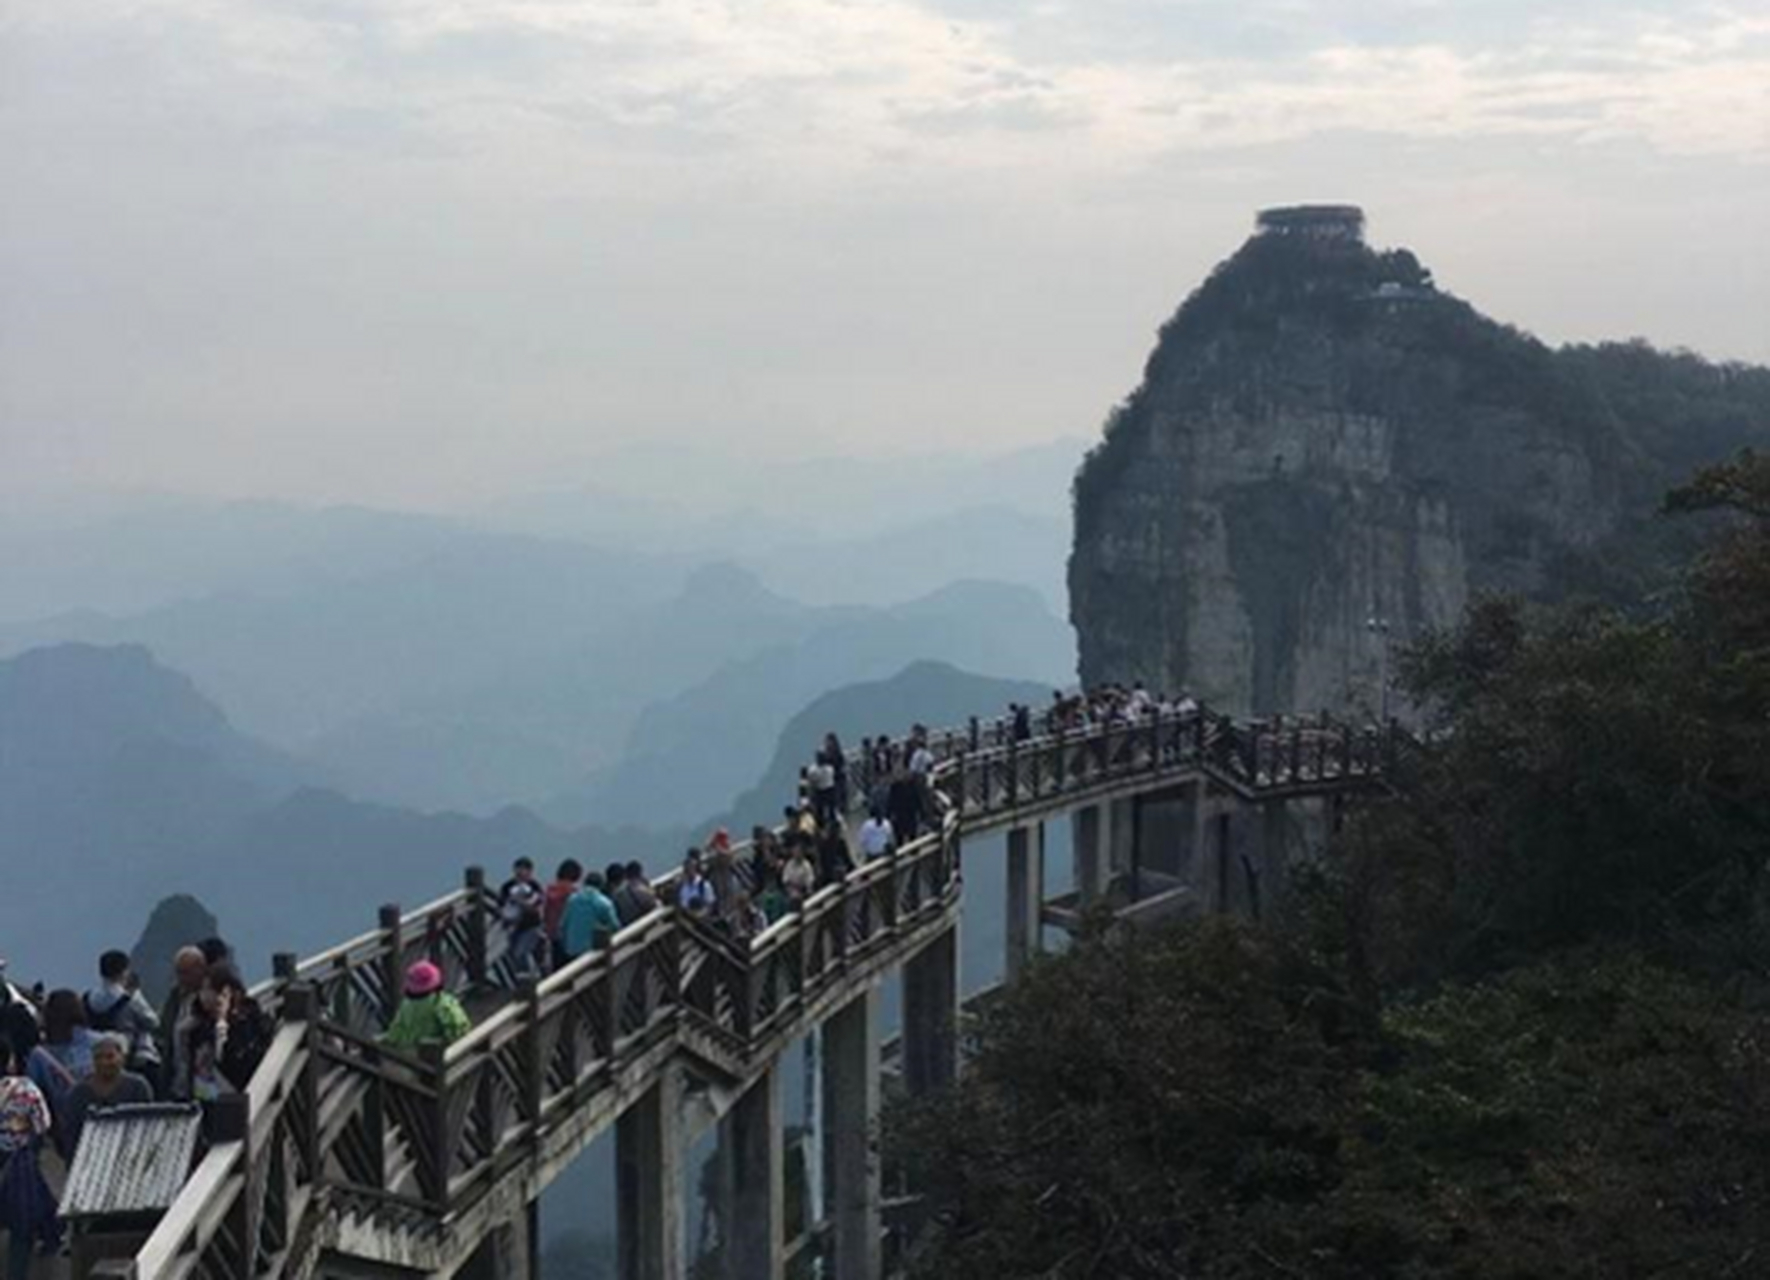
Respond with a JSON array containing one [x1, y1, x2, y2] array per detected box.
[[7, 0, 1767, 182]]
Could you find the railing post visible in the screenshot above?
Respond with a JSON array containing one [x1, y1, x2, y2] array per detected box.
[[285, 983, 321, 1187], [1150, 711, 1161, 771], [464, 866, 490, 989], [884, 847, 902, 932], [419, 1041, 450, 1211], [520, 978, 545, 1135], [378, 904, 404, 1028], [362, 1046, 387, 1192], [209, 1092, 258, 1273], [1007, 735, 1019, 806]]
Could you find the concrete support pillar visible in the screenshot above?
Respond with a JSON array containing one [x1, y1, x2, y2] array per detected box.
[[1072, 805, 1103, 903], [722, 1066, 783, 1280], [901, 924, 959, 1098], [456, 1203, 535, 1280], [617, 1071, 683, 1280], [1005, 823, 1044, 979], [1191, 783, 1219, 911], [823, 990, 882, 1280], [1249, 799, 1289, 921], [1107, 797, 1137, 882]]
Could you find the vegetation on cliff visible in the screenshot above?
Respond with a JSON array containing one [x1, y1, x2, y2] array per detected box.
[[1071, 229, 1770, 608], [894, 453, 1770, 1278]]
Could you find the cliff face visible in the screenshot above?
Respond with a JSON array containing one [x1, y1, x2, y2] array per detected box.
[[1069, 211, 1767, 717]]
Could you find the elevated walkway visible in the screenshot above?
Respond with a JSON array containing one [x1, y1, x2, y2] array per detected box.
[[82, 706, 1394, 1280]]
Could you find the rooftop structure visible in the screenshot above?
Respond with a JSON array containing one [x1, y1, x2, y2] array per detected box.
[[1256, 204, 1366, 242], [61, 1104, 203, 1219]]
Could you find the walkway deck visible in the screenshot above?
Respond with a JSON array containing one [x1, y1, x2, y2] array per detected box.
[[88, 707, 1395, 1280]]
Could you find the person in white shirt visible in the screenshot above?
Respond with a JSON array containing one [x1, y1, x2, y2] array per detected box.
[[908, 742, 935, 777], [858, 809, 895, 860], [809, 758, 839, 827]]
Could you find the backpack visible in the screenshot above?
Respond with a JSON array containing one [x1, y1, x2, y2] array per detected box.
[[85, 991, 125, 1033]]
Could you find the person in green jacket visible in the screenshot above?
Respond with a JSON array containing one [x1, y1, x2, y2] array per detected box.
[[382, 961, 471, 1050]]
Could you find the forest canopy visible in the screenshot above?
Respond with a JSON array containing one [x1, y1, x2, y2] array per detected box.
[[894, 452, 1770, 1279]]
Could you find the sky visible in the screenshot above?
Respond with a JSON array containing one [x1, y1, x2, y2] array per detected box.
[[2, 0, 1767, 510]]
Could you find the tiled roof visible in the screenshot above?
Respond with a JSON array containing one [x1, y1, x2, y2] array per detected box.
[[61, 1103, 203, 1218]]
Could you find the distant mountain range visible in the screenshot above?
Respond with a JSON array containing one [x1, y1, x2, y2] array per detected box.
[[0, 642, 1052, 989], [0, 452, 1081, 815], [537, 578, 1073, 827], [716, 660, 1052, 833]]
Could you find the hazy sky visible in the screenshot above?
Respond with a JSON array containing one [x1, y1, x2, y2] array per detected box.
[[3, 0, 1766, 509]]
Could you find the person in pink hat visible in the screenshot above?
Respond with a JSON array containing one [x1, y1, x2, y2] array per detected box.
[[381, 961, 471, 1050]]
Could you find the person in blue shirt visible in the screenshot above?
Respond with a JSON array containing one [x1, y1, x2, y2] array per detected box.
[[559, 871, 622, 963]]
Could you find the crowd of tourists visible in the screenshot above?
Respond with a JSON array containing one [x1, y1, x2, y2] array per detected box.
[[498, 727, 949, 972], [0, 693, 1174, 1273], [0, 938, 269, 1277]]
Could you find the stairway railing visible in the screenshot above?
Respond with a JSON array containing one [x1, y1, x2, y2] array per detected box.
[[117, 707, 1396, 1280]]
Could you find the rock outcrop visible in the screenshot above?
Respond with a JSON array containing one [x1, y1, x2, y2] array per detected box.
[[1069, 206, 1770, 718]]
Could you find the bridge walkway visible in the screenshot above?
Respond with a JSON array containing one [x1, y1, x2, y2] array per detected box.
[[84, 707, 1394, 1280]]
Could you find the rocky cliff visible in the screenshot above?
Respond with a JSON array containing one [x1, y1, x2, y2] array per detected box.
[[1069, 207, 1770, 718]]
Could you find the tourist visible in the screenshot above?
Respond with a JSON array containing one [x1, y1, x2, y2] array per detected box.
[[728, 891, 769, 943], [756, 865, 791, 924], [676, 851, 717, 918], [382, 962, 471, 1050], [818, 825, 854, 887], [0, 975, 39, 1068], [59, 1035, 152, 1160], [615, 861, 658, 924], [887, 767, 926, 845], [705, 831, 737, 917], [543, 859, 584, 968], [0, 1041, 57, 1280], [498, 857, 547, 978], [781, 844, 817, 906], [808, 754, 839, 828], [821, 732, 850, 813], [561, 871, 622, 962], [186, 966, 269, 1100], [27, 989, 95, 1120], [159, 945, 208, 1100], [603, 862, 628, 924], [908, 733, 936, 778], [858, 807, 895, 860], [84, 950, 163, 1097]]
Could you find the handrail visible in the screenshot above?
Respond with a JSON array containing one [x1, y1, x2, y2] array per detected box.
[[123, 706, 1396, 1280]]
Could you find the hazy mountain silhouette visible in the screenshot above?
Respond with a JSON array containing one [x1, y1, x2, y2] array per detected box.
[[307, 561, 825, 811], [0, 643, 307, 981], [543, 580, 1074, 827], [0, 499, 474, 625], [130, 895, 221, 1005], [0, 643, 666, 987], [475, 438, 1086, 551], [747, 505, 1069, 612], [0, 532, 682, 754], [717, 660, 1052, 833]]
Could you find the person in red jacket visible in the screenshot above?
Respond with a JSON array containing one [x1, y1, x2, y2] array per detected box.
[[542, 859, 583, 973]]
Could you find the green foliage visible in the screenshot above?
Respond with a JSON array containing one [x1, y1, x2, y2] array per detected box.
[[892, 926, 1770, 1279], [887, 920, 1363, 1279], [901, 456, 1770, 1277]]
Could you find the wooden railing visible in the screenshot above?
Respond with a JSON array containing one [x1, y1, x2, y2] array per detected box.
[[118, 707, 1394, 1280]]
